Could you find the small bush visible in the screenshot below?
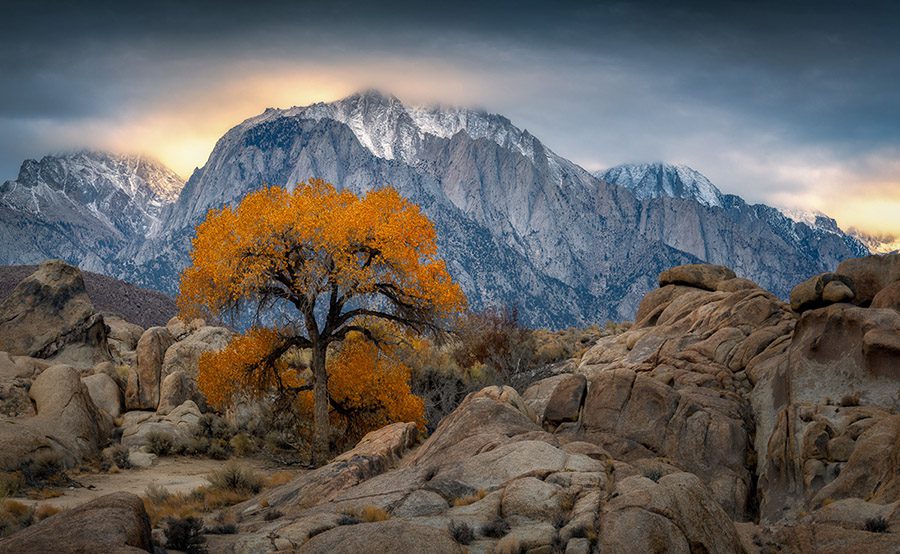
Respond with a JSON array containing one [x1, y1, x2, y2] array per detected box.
[[207, 462, 263, 494], [493, 536, 523, 554], [0, 472, 25, 497], [108, 445, 132, 470], [552, 512, 569, 530], [178, 437, 211, 457], [265, 471, 294, 488], [481, 516, 511, 538], [229, 433, 255, 457], [0, 499, 34, 537], [196, 414, 234, 441], [164, 516, 207, 554], [448, 520, 475, 545], [146, 432, 175, 456], [643, 469, 662, 483], [19, 451, 65, 487], [144, 483, 171, 504], [205, 522, 237, 534], [33, 504, 61, 521], [864, 516, 888, 533], [358, 505, 390, 522], [337, 513, 361, 526], [452, 489, 486, 507], [207, 439, 231, 460], [839, 393, 860, 407]]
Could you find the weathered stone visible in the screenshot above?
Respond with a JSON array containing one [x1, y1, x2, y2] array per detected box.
[[156, 370, 201, 415], [501, 477, 562, 522], [0, 492, 152, 553], [822, 280, 854, 304], [659, 263, 736, 291], [836, 253, 900, 306], [161, 325, 232, 379], [543, 374, 586, 426], [790, 272, 857, 312], [125, 326, 174, 410], [296, 519, 463, 554], [82, 372, 124, 417], [0, 260, 111, 367], [871, 280, 900, 311]]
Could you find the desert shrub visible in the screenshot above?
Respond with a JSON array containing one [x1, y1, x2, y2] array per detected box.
[[178, 437, 211, 457], [0, 472, 25, 497], [144, 483, 172, 504], [196, 413, 235, 441], [205, 522, 237, 534], [19, 451, 66, 488], [481, 516, 511, 538], [552, 512, 569, 529], [265, 471, 294, 488], [864, 516, 888, 533], [337, 513, 361, 526], [358, 505, 390, 522], [452, 489, 486, 507], [0, 499, 34, 537], [550, 532, 566, 553], [143, 486, 249, 527], [207, 439, 231, 460], [33, 504, 61, 521], [145, 431, 175, 456], [643, 469, 662, 482], [163, 516, 207, 554], [206, 462, 263, 494], [108, 444, 132, 469], [448, 520, 475, 545], [493, 536, 524, 554], [229, 433, 255, 457]]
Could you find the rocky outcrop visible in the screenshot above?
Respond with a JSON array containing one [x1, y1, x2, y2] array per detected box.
[[836, 253, 900, 306], [82, 372, 124, 417], [0, 260, 111, 367], [125, 327, 174, 410], [789, 272, 857, 312], [0, 492, 153, 553]]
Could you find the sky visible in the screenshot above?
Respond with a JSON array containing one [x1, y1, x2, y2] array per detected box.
[[2, 0, 899, 237]]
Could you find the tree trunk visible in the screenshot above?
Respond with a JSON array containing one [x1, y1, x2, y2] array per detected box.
[[311, 343, 329, 465]]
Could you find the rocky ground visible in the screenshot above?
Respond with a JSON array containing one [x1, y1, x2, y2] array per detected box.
[[0, 256, 897, 553]]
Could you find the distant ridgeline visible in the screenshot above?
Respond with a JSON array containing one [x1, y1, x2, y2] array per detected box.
[[0, 92, 869, 327]]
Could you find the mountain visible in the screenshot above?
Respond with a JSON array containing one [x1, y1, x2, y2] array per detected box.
[[600, 162, 725, 207], [846, 228, 900, 254], [0, 151, 184, 273], [0, 93, 871, 327]]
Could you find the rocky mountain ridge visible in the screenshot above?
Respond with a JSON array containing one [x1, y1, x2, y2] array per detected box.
[[0, 92, 872, 326]]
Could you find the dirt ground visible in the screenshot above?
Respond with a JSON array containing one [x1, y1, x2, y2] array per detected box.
[[19, 456, 298, 511]]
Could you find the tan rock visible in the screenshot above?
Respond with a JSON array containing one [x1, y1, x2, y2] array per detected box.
[[156, 370, 201, 415], [296, 519, 463, 554], [82, 372, 124, 417], [161, 326, 232, 379], [125, 326, 174, 410], [822, 280, 854, 303], [836, 253, 900, 306], [658, 263, 736, 291], [0, 492, 152, 553], [871, 280, 900, 311], [501, 477, 562, 522]]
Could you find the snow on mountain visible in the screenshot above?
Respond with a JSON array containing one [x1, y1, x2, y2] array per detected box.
[[847, 229, 900, 254], [0, 151, 184, 271], [598, 162, 725, 207]]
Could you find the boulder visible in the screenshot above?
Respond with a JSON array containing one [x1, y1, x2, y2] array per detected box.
[[658, 263, 736, 291], [125, 327, 174, 410], [836, 253, 900, 306], [789, 272, 856, 312], [120, 400, 202, 449], [82, 372, 124, 417], [104, 314, 144, 351], [0, 492, 152, 553], [156, 370, 202, 415], [500, 476, 562, 522], [543, 373, 586, 426], [871, 280, 900, 311], [600, 473, 743, 554], [161, 326, 232, 379], [0, 260, 110, 367], [296, 519, 463, 554]]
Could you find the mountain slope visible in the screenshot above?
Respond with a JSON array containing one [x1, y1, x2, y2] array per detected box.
[[0, 93, 871, 327], [0, 151, 184, 273]]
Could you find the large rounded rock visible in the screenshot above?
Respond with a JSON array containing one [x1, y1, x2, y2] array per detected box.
[[0, 492, 152, 553], [125, 326, 174, 410], [82, 372, 124, 417], [161, 326, 232, 380], [501, 476, 562, 522], [296, 519, 463, 554], [600, 473, 743, 554], [0, 260, 110, 367], [836, 253, 900, 306], [658, 263, 736, 291], [156, 369, 202, 415], [871, 280, 900, 311], [790, 272, 856, 312]]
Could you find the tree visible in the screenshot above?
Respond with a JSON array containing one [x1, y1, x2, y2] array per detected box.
[[179, 179, 466, 462]]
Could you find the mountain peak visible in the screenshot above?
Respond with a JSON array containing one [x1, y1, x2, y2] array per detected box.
[[598, 162, 724, 207]]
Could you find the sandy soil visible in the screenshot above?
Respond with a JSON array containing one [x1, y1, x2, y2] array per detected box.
[[19, 456, 295, 511]]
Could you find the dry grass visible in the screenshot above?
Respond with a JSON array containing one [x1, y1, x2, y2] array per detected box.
[[493, 536, 523, 554], [0, 499, 34, 537], [452, 489, 486, 507], [33, 504, 61, 521], [206, 462, 263, 494], [357, 505, 390, 522], [142, 485, 250, 527], [265, 471, 294, 488]]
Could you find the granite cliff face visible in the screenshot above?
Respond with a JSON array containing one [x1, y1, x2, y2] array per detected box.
[[0, 93, 869, 326]]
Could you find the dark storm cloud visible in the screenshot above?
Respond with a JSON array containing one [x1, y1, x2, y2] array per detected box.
[[1, 0, 899, 224]]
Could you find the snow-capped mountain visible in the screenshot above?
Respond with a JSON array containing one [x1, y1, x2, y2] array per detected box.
[[599, 162, 724, 207], [847, 229, 900, 254], [0, 151, 184, 272], [0, 92, 871, 326]]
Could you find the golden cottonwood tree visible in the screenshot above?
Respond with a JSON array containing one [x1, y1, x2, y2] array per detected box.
[[179, 179, 466, 462]]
